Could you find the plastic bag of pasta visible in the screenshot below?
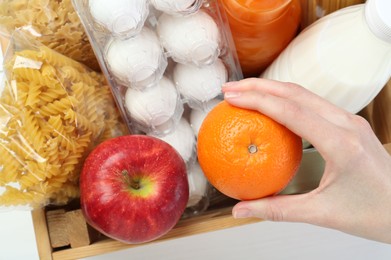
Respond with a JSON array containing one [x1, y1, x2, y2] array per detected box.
[[0, 0, 99, 71], [0, 30, 126, 209]]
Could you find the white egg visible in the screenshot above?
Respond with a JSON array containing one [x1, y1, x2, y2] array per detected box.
[[125, 76, 183, 133], [149, 118, 196, 163], [190, 98, 221, 136], [150, 0, 202, 15], [105, 27, 167, 89], [88, 0, 149, 37], [173, 58, 227, 110], [157, 10, 220, 65], [186, 161, 209, 207]]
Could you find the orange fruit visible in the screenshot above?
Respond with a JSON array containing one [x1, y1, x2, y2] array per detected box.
[[197, 100, 302, 200]]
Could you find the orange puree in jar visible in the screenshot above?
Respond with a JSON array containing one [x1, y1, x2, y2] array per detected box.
[[220, 0, 301, 77]]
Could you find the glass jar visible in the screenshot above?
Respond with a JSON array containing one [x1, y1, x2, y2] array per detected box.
[[220, 0, 301, 77]]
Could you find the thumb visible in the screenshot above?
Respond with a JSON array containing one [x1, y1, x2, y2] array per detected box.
[[232, 193, 322, 224]]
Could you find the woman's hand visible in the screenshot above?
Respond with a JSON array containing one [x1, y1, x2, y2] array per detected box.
[[222, 78, 391, 244]]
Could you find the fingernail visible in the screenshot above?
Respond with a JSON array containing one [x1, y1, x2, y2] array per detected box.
[[224, 91, 241, 99], [233, 208, 252, 219], [222, 81, 238, 88]]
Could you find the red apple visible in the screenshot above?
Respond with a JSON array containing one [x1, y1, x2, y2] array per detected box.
[[80, 135, 189, 244]]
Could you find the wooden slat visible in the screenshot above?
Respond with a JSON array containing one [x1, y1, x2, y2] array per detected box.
[[66, 209, 100, 248], [51, 207, 260, 260], [384, 143, 391, 155], [46, 209, 69, 248], [31, 209, 53, 260]]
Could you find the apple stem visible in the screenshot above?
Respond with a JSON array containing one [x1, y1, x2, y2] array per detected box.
[[122, 170, 141, 190], [130, 179, 140, 190]]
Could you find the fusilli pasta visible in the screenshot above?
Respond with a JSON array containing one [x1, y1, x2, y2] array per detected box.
[[0, 0, 100, 71], [0, 38, 126, 208]]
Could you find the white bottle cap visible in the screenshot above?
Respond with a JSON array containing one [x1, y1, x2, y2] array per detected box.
[[365, 0, 391, 43]]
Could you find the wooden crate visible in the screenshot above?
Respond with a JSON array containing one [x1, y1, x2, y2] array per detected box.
[[32, 144, 391, 260], [22, 0, 391, 259], [31, 199, 260, 260], [32, 131, 391, 259], [32, 159, 329, 260], [31, 138, 328, 259]]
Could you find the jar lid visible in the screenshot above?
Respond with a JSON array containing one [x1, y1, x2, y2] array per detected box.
[[365, 0, 391, 43]]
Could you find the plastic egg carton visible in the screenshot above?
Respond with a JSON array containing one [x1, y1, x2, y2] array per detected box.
[[72, 0, 242, 215], [72, 0, 242, 134]]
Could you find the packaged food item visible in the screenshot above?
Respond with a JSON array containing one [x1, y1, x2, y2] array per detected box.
[[219, 0, 301, 77], [72, 0, 242, 132], [262, 0, 391, 114], [72, 0, 242, 216], [0, 31, 126, 209], [0, 0, 100, 71]]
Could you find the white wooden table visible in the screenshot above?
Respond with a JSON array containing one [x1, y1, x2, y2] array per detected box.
[[1, 210, 391, 260]]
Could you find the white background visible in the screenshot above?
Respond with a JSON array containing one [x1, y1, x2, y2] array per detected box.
[[1, 210, 391, 260]]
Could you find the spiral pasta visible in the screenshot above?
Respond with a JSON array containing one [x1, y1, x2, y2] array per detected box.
[[0, 0, 100, 71], [0, 44, 126, 208]]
